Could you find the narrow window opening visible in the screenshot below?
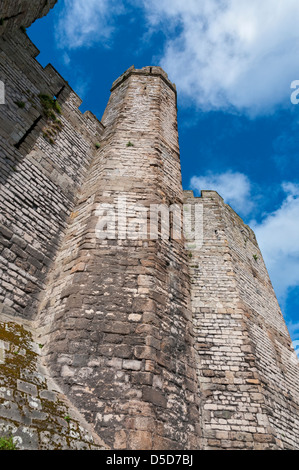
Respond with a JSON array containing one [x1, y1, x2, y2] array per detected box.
[[55, 85, 65, 99], [3, 11, 25, 21], [14, 115, 42, 149]]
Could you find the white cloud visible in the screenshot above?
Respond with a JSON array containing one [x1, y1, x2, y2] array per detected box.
[[55, 1, 299, 115], [62, 52, 71, 66], [56, 0, 124, 49], [251, 182, 299, 300], [140, 0, 299, 116], [190, 170, 253, 215]]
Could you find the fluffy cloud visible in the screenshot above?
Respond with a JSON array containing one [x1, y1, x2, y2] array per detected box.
[[251, 182, 299, 299], [141, 0, 299, 116], [56, 0, 124, 49], [190, 170, 253, 215], [55, 1, 299, 115]]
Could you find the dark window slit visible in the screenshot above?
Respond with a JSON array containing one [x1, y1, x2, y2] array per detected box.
[[3, 11, 25, 21], [40, 0, 49, 14], [14, 115, 43, 149], [55, 85, 65, 99]]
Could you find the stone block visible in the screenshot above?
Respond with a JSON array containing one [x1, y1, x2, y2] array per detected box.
[[17, 380, 38, 397], [142, 386, 167, 408]]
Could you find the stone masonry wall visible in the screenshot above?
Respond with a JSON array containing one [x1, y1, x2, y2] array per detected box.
[[0, 314, 108, 449], [184, 190, 299, 450], [0, 29, 104, 319], [0, 0, 298, 450], [224, 195, 299, 449], [0, 12, 108, 448], [0, 0, 58, 36]]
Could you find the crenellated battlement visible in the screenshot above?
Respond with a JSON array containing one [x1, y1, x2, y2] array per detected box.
[[184, 189, 258, 245], [110, 65, 177, 95]]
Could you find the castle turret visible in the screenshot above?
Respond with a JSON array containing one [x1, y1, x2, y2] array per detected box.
[[39, 66, 200, 450]]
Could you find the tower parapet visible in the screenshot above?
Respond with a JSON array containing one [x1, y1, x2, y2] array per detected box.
[[110, 65, 177, 94]]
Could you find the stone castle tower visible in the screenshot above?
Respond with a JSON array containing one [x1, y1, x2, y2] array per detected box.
[[0, 1, 298, 450]]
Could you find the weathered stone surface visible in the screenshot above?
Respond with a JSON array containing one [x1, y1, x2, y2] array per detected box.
[[0, 0, 58, 36], [184, 190, 299, 449], [0, 320, 108, 450], [0, 0, 298, 452], [36, 66, 200, 450]]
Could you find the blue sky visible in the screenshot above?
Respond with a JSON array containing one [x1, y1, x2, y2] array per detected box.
[[28, 0, 299, 352]]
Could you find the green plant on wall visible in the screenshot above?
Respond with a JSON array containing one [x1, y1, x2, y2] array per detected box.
[[15, 101, 26, 109], [39, 94, 63, 145], [39, 94, 62, 120], [0, 435, 17, 450]]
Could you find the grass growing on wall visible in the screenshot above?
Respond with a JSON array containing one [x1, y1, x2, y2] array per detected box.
[[0, 435, 17, 450]]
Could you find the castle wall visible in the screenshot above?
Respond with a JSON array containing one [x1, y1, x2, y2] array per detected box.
[[184, 190, 299, 449], [0, 29, 103, 319], [0, 1, 298, 450], [0, 15, 108, 449], [226, 198, 299, 449]]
